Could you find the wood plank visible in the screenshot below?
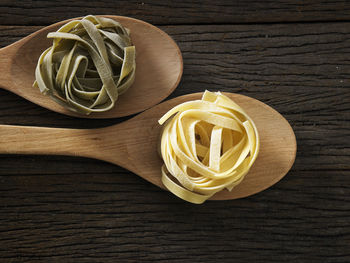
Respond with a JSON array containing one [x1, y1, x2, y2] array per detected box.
[[0, 22, 349, 261], [0, 166, 349, 262], [1, 0, 350, 25]]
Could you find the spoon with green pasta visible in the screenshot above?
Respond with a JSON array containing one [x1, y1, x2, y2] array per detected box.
[[0, 15, 183, 118]]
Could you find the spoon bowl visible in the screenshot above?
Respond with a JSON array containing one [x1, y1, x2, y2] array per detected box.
[[0, 92, 296, 201], [0, 16, 183, 118]]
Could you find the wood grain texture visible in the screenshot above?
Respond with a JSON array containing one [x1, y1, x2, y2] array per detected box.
[[0, 167, 349, 262], [1, 0, 350, 25], [0, 7, 350, 263]]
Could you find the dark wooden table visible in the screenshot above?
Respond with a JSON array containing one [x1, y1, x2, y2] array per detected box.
[[0, 1, 349, 262]]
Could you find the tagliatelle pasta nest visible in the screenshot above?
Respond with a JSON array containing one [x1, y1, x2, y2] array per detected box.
[[34, 15, 136, 114], [158, 91, 260, 204]]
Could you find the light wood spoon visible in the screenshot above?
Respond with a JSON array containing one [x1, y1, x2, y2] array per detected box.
[[0, 16, 183, 118], [0, 93, 297, 201]]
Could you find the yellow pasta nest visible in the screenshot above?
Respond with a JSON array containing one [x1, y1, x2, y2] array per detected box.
[[159, 91, 259, 204], [34, 15, 136, 114]]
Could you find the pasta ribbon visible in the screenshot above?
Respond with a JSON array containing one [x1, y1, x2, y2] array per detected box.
[[159, 91, 259, 204], [33, 15, 136, 114]]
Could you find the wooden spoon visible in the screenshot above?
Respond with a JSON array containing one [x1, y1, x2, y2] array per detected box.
[[0, 16, 183, 118], [0, 93, 296, 201]]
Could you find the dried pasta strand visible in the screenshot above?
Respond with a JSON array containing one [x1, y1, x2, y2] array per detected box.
[[33, 15, 136, 115], [159, 91, 260, 204]]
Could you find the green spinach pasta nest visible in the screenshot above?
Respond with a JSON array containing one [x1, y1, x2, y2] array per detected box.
[[33, 15, 136, 114]]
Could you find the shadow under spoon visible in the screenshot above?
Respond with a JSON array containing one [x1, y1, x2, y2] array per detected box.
[[0, 15, 183, 118], [0, 92, 296, 201]]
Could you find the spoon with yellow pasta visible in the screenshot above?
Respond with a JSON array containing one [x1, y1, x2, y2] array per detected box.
[[0, 15, 183, 118], [0, 92, 296, 203], [159, 91, 260, 203]]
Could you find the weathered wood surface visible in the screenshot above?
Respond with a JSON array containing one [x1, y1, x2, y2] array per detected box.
[[0, 3, 350, 263], [1, 0, 350, 25]]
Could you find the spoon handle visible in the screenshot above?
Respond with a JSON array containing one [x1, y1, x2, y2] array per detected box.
[[0, 46, 14, 91], [0, 124, 129, 166]]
